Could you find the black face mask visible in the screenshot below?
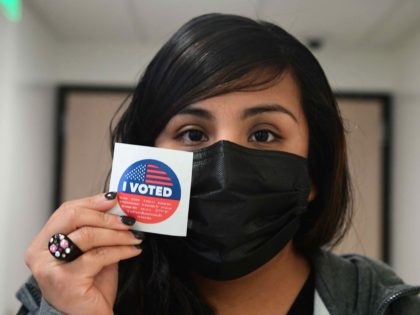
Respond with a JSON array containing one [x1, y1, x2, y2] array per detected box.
[[165, 140, 311, 281]]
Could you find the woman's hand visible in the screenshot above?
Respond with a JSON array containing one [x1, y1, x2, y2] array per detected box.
[[24, 193, 143, 315]]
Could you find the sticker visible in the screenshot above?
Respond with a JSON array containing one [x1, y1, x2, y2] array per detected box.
[[108, 143, 193, 236], [117, 159, 181, 224]]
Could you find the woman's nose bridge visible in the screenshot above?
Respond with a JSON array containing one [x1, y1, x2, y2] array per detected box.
[[208, 114, 248, 146], [212, 128, 245, 146]]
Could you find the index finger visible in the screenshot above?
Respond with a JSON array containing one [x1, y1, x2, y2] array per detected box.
[[32, 192, 134, 249], [62, 192, 119, 212]]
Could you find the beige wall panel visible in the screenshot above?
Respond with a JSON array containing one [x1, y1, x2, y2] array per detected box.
[[61, 92, 128, 201], [334, 99, 383, 260]]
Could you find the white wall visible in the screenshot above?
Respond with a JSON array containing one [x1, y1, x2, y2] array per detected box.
[[0, 4, 56, 314], [55, 42, 156, 85], [0, 14, 15, 314], [315, 47, 399, 92], [55, 41, 399, 91]]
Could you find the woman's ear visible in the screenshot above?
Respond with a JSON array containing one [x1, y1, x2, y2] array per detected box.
[[308, 180, 317, 202]]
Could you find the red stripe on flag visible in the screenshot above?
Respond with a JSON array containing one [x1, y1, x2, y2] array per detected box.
[[145, 179, 173, 186], [147, 169, 166, 175], [146, 174, 171, 181], [147, 164, 159, 169]]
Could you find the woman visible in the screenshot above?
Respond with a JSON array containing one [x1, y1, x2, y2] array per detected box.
[[17, 13, 420, 315]]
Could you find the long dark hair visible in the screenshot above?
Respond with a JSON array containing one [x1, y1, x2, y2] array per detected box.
[[112, 13, 352, 315]]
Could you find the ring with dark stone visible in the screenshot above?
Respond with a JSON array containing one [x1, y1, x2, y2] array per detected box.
[[48, 233, 82, 262]]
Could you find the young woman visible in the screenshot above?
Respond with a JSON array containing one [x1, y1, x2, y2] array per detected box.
[[17, 13, 420, 315]]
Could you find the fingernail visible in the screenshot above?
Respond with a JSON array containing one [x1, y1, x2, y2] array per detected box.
[[134, 244, 143, 250], [121, 216, 136, 226], [131, 230, 146, 240], [105, 192, 117, 200]]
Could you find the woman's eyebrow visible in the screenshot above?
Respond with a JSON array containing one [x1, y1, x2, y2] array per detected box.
[[241, 104, 298, 123], [176, 107, 214, 120]]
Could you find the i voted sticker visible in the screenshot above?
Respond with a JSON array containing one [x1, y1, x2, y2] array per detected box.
[[108, 143, 193, 236], [117, 159, 181, 224]]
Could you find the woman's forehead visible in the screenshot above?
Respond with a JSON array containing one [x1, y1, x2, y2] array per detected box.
[[183, 71, 303, 120]]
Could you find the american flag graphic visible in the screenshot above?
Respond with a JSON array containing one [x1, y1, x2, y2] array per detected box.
[[125, 163, 174, 187]]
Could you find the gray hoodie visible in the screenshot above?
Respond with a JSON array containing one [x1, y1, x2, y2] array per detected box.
[[311, 250, 420, 314], [16, 249, 420, 314]]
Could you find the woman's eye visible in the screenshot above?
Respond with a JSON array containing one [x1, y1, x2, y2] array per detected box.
[[249, 130, 277, 142], [179, 129, 208, 143]]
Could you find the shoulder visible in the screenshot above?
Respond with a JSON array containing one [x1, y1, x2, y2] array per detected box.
[[320, 251, 404, 286], [310, 249, 420, 315]]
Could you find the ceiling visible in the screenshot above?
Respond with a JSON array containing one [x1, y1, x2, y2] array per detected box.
[[27, 0, 420, 49]]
